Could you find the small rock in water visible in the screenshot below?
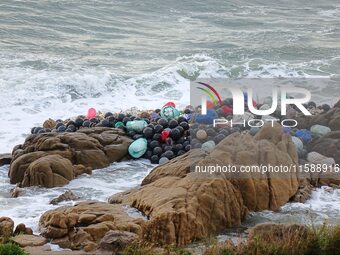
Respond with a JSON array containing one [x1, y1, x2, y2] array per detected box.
[[50, 190, 80, 205], [0, 153, 12, 166]]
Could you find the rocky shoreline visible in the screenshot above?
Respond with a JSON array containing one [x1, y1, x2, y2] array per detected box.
[[1, 101, 340, 254]]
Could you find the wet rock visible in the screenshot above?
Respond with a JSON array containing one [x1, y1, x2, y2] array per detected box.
[[99, 230, 138, 252], [12, 234, 47, 247], [0, 153, 12, 166], [50, 190, 80, 205], [10, 183, 24, 198], [291, 179, 313, 203], [9, 127, 132, 188]]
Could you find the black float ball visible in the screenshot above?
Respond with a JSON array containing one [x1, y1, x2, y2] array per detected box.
[[185, 144, 191, 151], [31, 127, 38, 134], [105, 112, 113, 118], [179, 121, 189, 130], [68, 124, 76, 132], [56, 122, 64, 129], [82, 120, 90, 127], [214, 134, 226, 144], [74, 118, 83, 128], [154, 124, 163, 133], [44, 128, 51, 133], [177, 116, 187, 123], [90, 118, 99, 124], [176, 137, 185, 144], [322, 104, 331, 112], [158, 118, 168, 128], [132, 134, 142, 140], [142, 127, 154, 139], [37, 129, 46, 134], [150, 155, 159, 164], [100, 119, 110, 127], [168, 119, 178, 129], [183, 141, 190, 147], [153, 146, 163, 156], [164, 150, 175, 160], [117, 113, 125, 121], [122, 116, 131, 125], [176, 126, 184, 135], [66, 120, 75, 127], [143, 150, 153, 159], [149, 140, 160, 149], [164, 145, 172, 151], [153, 133, 161, 141], [57, 125, 66, 132], [177, 150, 185, 156], [170, 128, 181, 141], [206, 128, 217, 137], [128, 131, 136, 138], [174, 144, 183, 152]]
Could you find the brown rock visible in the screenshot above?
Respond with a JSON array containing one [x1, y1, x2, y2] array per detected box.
[[0, 153, 12, 166], [108, 123, 300, 246], [12, 234, 47, 247], [22, 155, 74, 188], [9, 127, 132, 188], [14, 223, 33, 235], [39, 202, 143, 251], [0, 216, 14, 238], [99, 230, 138, 252]]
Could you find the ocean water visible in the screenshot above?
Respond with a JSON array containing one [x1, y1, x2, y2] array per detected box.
[[0, 0, 340, 235]]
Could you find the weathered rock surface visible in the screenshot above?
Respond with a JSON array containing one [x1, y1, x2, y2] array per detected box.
[[12, 234, 47, 247], [107, 123, 300, 246], [9, 127, 132, 187], [39, 202, 144, 251], [0, 153, 11, 166], [39, 124, 301, 248]]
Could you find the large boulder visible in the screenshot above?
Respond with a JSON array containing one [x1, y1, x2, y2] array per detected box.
[[39, 202, 144, 252], [108, 123, 299, 246], [0, 217, 14, 238], [9, 128, 132, 187]]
